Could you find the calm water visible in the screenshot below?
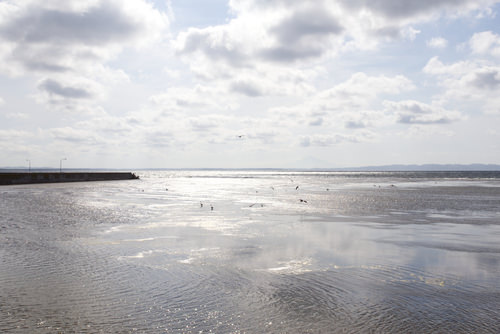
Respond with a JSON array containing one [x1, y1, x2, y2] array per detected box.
[[1, 170, 499, 333]]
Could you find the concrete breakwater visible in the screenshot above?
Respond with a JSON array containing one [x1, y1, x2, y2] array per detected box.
[[0, 172, 139, 185]]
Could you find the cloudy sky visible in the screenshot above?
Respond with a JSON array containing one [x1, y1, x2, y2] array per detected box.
[[1, 0, 500, 168]]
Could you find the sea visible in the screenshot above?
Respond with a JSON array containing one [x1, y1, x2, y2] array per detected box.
[[1, 170, 499, 333]]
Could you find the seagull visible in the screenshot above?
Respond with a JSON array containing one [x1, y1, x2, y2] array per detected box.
[[210, 204, 214, 211], [237, 135, 245, 138], [295, 185, 299, 190], [299, 199, 308, 203], [200, 202, 203, 208]]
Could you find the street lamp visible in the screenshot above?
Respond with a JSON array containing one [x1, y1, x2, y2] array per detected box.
[[26, 159, 31, 173], [60, 158, 67, 173]]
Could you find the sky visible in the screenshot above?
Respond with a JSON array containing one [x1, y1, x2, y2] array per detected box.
[[1, 0, 500, 169]]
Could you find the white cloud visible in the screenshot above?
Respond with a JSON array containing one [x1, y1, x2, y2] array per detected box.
[[299, 131, 375, 147], [163, 68, 181, 79], [172, 0, 498, 103], [400, 124, 455, 138], [266, 72, 417, 148], [174, 3, 336, 67], [402, 27, 421, 41], [276, 72, 412, 108], [325, 72, 415, 98], [44, 114, 155, 153], [77, 116, 135, 136], [470, 31, 500, 57], [384, 100, 463, 124], [423, 56, 500, 114], [150, 85, 239, 113], [0, 129, 39, 155], [0, 0, 169, 75], [427, 37, 448, 49], [2, 0, 500, 168], [188, 115, 226, 132], [37, 78, 98, 100], [177, 0, 497, 67], [49, 126, 103, 146], [5, 113, 29, 120], [32, 76, 107, 114], [0, 0, 169, 113], [0, 129, 30, 140], [340, 0, 496, 19]]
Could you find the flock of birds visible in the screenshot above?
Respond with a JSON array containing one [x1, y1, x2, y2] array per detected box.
[[138, 176, 398, 211], [170, 178, 311, 211], [139, 135, 399, 212]]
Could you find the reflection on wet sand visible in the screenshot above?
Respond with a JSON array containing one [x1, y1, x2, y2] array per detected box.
[[1, 171, 499, 332]]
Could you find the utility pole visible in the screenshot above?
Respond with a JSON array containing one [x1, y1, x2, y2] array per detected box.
[[60, 158, 67, 173], [26, 159, 31, 173]]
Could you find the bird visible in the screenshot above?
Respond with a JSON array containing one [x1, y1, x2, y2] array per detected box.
[[210, 204, 214, 211], [200, 202, 203, 208], [237, 135, 245, 138], [299, 199, 308, 203], [295, 185, 299, 190]]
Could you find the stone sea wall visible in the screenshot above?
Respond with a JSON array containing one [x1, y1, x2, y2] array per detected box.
[[0, 172, 139, 185]]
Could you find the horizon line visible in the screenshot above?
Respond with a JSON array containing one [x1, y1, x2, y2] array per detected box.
[[2, 163, 500, 172]]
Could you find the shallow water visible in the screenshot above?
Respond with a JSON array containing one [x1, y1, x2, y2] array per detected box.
[[1, 170, 499, 333]]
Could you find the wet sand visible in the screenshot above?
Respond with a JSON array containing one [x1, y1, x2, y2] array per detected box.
[[1, 170, 499, 332]]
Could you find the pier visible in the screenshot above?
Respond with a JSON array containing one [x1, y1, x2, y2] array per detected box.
[[0, 172, 139, 185]]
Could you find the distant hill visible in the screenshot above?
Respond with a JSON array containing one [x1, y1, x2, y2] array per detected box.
[[332, 164, 500, 171]]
